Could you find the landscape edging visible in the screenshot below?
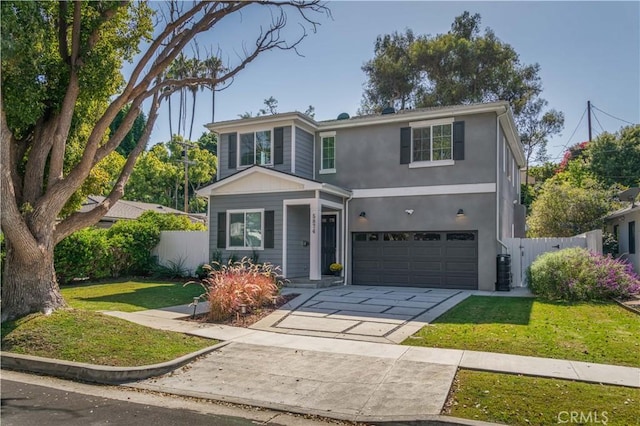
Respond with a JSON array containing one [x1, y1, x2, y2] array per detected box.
[[0, 341, 229, 384]]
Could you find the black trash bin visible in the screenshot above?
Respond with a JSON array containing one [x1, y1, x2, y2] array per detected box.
[[496, 254, 511, 291]]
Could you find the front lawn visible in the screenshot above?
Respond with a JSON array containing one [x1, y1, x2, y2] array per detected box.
[[446, 370, 639, 426], [61, 279, 203, 312], [403, 296, 640, 367], [1, 309, 213, 366]]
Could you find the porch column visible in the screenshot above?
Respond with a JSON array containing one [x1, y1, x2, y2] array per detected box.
[[309, 198, 321, 280]]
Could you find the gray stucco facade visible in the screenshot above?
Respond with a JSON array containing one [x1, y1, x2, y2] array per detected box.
[[200, 102, 526, 291]]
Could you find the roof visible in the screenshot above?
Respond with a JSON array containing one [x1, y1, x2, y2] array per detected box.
[[204, 101, 525, 166], [196, 165, 352, 198], [81, 196, 204, 223], [605, 204, 640, 221]]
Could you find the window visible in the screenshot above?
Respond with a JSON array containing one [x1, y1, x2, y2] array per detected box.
[[228, 209, 263, 249], [320, 132, 336, 173], [384, 233, 410, 241], [412, 122, 452, 162], [446, 232, 475, 241], [630, 221, 636, 254], [414, 232, 441, 241], [239, 130, 272, 167]]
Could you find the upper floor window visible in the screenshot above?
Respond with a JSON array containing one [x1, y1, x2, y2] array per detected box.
[[239, 130, 272, 167], [320, 131, 336, 174], [409, 118, 454, 167]]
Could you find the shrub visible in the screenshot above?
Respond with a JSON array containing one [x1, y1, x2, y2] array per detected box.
[[191, 258, 282, 321], [106, 219, 161, 276], [137, 210, 205, 231], [152, 257, 189, 278], [54, 228, 112, 284], [528, 247, 640, 301]]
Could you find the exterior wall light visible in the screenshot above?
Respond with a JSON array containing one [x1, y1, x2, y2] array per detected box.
[[359, 211, 366, 218], [457, 209, 465, 217]]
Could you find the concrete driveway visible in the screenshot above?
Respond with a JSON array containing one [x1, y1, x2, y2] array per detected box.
[[252, 286, 471, 344]]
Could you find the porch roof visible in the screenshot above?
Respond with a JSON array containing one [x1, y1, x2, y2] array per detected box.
[[196, 166, 351, 198]]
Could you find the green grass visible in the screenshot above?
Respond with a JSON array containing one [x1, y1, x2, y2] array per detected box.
[[61, 279, 203, 312], [403, 296, 640, 367], [447, 370, 639, 426], [1, 309, 214, 366]]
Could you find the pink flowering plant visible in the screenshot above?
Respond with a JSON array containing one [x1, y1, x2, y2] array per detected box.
[[527, 247, 640, 301], [188, 257, 283, 321]]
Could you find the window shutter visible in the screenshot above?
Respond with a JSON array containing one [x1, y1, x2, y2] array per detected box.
[[274, 127, 284, 165], [227, 133, 237, 169], [264, 210, 275, 249], [217, 212, 226, 249], [400, 127, 411, 164], [453, 121, 465, 161]]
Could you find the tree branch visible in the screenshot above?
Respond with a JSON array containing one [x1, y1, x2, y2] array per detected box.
[[58, 1, 70, 65], [0, 99, 40, 262], [54, 92, 161, 243]]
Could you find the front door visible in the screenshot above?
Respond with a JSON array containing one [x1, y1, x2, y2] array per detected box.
[[321, 215, 337, 274]]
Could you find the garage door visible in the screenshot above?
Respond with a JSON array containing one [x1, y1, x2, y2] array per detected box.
[[352, 231, 478, 289]]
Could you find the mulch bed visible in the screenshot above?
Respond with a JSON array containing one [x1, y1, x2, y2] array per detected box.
[[186, 293, 299, 328]]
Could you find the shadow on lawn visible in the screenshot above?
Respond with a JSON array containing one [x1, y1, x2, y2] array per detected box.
[[73, 284, 201, 311], [433, 296, 534, 325]]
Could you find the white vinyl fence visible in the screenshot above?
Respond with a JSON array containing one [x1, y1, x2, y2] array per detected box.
[[152, 231, 208, 275], [505, 230, 603, 287]]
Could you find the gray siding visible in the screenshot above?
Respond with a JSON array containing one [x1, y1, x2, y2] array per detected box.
[[274, 126, 292, 174], [287, 205, 310, 277], [219, 133, 232, 179], [497, 122, 520, 240], [348, 193, 497, 291], [218, 126, 292, 180], [320, 192, 345, 205], [315, 112, 498, 189], [209, 191, 314, 268], [295, 127, 314, 179]]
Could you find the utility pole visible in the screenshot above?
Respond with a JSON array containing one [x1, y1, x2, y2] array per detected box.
[[175, 140, 196, 213], [587, 100, 592, 142]]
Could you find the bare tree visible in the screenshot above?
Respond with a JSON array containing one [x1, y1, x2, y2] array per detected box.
[[0, 0, 329, 321]]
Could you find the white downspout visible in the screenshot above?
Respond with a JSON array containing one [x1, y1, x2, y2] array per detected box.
[[496, 109, 509, 253], [343, 194, 353, 285]]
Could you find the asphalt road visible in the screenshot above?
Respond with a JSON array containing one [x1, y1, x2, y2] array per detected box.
[[1, 378, 270, 426], [1, 370, 359, 426]]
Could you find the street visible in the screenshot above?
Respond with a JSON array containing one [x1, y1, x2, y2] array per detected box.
[[0, 370, 349, 426]]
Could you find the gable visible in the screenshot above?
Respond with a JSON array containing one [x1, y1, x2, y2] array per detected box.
[[211, 170, 306, 195]]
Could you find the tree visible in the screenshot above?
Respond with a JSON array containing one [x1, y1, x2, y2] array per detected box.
[[359, 12, 564, 166], [124, 144, 180, 208], [528, 176, 613, 237], [259, 96, 279, 115], [1, 0, 328, 321], [110, 105, 148, 157], [359, 29, 419, 114], [516, 98, 564, 185], [197, 131, 217, 155], [587, 124, 640, 188]]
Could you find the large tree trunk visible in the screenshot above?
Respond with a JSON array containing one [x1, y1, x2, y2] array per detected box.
[[1, 239, 65, 322]]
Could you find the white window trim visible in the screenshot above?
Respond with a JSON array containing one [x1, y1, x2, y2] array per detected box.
[[319, 131, 337, 173], [237, 129, 274, 169], [226, 208, 265, 250], [502, 136, 507, 172], [409, 118, 454, 165]]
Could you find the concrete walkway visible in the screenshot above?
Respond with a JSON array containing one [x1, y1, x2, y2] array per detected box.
[[100, 287, 639, 423]]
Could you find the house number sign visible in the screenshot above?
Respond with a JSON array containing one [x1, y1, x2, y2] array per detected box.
[[312, 213, 316, 234]]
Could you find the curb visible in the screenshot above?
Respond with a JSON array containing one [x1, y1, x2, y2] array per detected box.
[[128, 382, 499, 425], [0, 341, 229, 384]]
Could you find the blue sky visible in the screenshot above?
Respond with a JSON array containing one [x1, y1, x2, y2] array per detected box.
[[147, 1, 639, 163]]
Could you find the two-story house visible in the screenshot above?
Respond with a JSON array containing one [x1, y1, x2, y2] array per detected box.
[[196, 101, 526, 291]]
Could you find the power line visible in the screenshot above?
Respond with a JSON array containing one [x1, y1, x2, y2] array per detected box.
[[552, 106, 587, 151], [591, 110, 606, 134], [591, 104, 636, 126]]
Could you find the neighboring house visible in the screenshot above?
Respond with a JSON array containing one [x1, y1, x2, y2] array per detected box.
[[196, 101, 526, 291], [604, 188, 639, 273], [80, 195, 206, 228]]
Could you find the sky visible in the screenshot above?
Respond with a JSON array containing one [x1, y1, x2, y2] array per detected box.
[[145, 1, 640, 164]]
